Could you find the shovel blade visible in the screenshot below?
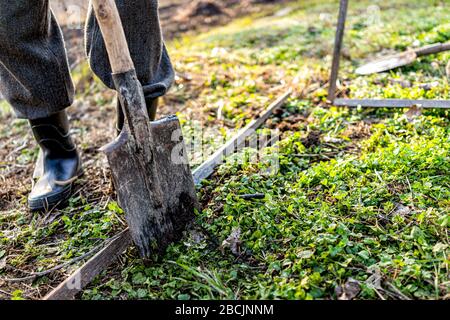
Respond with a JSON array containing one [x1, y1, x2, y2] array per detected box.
[[356, 50, 417, 75], [102, 115, 199, 259]]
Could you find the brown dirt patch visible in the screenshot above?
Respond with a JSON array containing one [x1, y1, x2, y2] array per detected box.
[[342, 121, 373, 140], [301, 130, 322, 148]]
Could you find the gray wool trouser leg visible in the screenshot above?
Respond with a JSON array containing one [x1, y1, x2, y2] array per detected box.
[[0, 0, 174, 120]]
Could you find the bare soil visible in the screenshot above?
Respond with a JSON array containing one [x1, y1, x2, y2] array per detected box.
[[57, 0, 292, 65]]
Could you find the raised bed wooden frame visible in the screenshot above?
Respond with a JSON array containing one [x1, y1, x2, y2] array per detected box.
[[327, 0, 450, 109]]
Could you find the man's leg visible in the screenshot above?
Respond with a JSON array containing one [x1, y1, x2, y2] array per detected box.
[[85, 0, 175, 130], [0, 0, 74, 119], [0, 1, 81, 211]]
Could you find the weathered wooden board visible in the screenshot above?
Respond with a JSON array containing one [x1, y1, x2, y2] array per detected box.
[[192, 89, 292, 184], [333, 98, 450, 109], [44, 229, 132, 300]]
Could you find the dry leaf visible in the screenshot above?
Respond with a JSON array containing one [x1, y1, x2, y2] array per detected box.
[[297, 250, 314, 259], [335, 278, 361, 300], [405, 105, 422, 121], [221, 227, 241, 255], [0, 257, 6, 271], [392, 203, 412, 217]]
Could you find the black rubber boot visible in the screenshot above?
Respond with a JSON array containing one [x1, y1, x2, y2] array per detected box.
[[28, 111, 82, 211], [116, 96, 159, 135]]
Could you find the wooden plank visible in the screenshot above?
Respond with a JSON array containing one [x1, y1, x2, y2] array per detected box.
[[43, 229, 132, 300], [333, 98, 450, 109], [192, 89, 292, 184], [327, 0, 349, 102]]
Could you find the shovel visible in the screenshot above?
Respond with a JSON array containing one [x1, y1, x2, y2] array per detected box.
[[355, 42, 450, 75], [92, 0, 199, 259]]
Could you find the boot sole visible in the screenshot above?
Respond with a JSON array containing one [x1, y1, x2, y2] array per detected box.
[[28, 169, 84, 212], [28, 185, 73, 212]]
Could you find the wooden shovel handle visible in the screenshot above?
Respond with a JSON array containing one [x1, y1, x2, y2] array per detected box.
[[91, 0, 135, 74], [415, 42, 450, 57]]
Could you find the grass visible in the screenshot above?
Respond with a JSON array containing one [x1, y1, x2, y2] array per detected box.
[[0, 0, 448, 300], [82, 105, 449, 300]]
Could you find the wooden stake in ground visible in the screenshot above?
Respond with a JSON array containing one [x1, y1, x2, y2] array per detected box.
[[327, 0, 450, 109]]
